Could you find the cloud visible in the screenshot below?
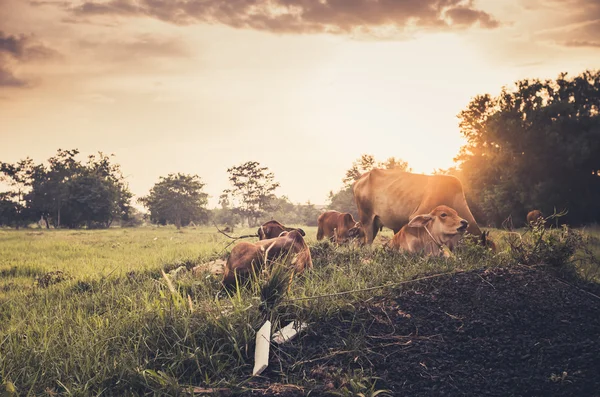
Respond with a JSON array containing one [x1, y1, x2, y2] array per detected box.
[[0, 66, 27, 87], [525, 0, 600, 47], [539, 19, 600, 48], [63, 0, 500, 36], [0, 31, 60, 87], [563, 39, 600, 48]]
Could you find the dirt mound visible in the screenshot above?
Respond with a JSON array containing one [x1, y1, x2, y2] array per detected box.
[[254, 266, 600, 396], [35, 271, 71, 288]]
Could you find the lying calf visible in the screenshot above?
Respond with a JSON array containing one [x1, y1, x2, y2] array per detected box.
[[388, 205, 468, 257], [222, 230, 312, 287], [258, 220, 306, 240], [317, 210, 365, 245]]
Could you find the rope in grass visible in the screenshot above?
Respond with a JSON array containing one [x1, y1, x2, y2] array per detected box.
[[285, 271, 463, 302]]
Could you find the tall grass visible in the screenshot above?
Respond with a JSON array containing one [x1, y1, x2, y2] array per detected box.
[[0, 225, 598, 395]]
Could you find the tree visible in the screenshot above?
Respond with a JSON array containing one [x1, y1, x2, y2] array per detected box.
[[211, 192, 242, 230], [0, 158, 36, 228], [223, 161, 280, 227], [26, 150, 131, 229], [456, 70, 600, 226], [342, 154, 411, 186], [2, 149, 133, 229], [139, 173, 209, 229]]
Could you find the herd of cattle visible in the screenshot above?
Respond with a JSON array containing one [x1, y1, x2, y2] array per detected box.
[[222, 169, 543, 287]]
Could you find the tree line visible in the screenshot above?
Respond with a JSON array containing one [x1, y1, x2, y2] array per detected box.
[[0, 154, 321, 229], [2, 70, 599, 229]]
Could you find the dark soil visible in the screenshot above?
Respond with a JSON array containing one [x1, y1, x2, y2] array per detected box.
[[247, 266, 600, 396]]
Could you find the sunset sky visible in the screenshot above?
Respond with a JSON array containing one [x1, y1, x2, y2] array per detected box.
[[2, 0, 600, 207]]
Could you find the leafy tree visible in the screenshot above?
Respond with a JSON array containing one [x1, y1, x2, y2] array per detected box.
[[211, 192, 242, 230], [139, 173, 209, 229], [327, 187, 358, 219], [2, 149, 132, 229], [296, 201, 321, 226], [456, 70, 600, 226], [343, 154, 411, 186], [223, 161, 280, 227], [0, 158, 35, 228], [0, 192, 19, 227], [262, 196, 321, 226]]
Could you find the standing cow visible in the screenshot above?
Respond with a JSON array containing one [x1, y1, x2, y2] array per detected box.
[[352, 169, 482, 246]]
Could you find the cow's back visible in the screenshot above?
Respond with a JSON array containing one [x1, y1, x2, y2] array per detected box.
[[353, 169, 480, 235]]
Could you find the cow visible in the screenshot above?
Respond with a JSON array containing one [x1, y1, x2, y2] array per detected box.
[[316, 210, 365, 244], [387, 205, 468, 257], [257, 220, 306, 240], [526, 210, 543, 226], [222, 230, 312, 287], [352, 169, 483, 247]]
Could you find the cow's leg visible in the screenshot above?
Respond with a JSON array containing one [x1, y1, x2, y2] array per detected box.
[[360, 217, 376, 244], [370, 216, 383, 242]]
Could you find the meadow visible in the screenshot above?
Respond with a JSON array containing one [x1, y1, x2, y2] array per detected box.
[[1, 225, 599, 396]]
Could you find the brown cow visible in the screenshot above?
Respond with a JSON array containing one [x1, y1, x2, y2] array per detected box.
[[388, 205, 468, 257], [257, 220, 305, 240], [353, 169, 482, 246], [526, 210, 543, 226], [222, 230, 312, 287], [316, 210, 365, 244]]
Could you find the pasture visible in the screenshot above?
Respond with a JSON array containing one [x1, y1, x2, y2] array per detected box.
[[1, 225, 599, 396]]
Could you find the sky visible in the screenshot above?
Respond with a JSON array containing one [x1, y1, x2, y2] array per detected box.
[[2, 0, 600, 208]]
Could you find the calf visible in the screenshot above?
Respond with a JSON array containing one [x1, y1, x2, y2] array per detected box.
[[317, 210, 365, 244], [222, 230, 312, 287], [258, 220, 305, 240], [388, 205, 468, 257], [526, 210, 543, 226]]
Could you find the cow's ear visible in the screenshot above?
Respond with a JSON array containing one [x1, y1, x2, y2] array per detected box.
[[408, 215, 433, 228], [344, 213, 353, 224]]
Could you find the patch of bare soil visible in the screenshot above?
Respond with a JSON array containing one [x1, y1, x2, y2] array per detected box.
[[250, 266, 600, 396]]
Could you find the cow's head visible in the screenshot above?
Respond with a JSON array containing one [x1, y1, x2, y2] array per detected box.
[[347, 221, 366, 242], [408, 205, 468, 244]]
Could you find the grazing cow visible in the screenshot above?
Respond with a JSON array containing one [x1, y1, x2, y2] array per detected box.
[[526, 210, 543, 225], [388, 205, 468, 257], [258, 220, 305, 240], [352, 169, 483, 246], [316, 210, 365, 244], [222, 230, 312, 287]]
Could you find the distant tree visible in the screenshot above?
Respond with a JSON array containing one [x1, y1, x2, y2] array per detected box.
[[223, 161, 280, 227], [3, 150, 132, 229], [0, 192, 19, 227], [0, 158, 35, 228], [342, 154, 412, 186], [327, 188, 358, 219], [120, 207, 145, 228], [139, 173, 209, 229], [296, 201, 321, 226], [19, 150, 132, 229], [264, 196, 301, 225], [456, 70, 600, 226], [211, 192, 242, 230]]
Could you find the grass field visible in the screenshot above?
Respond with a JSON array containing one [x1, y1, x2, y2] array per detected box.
[[0, 225, 599, 396]]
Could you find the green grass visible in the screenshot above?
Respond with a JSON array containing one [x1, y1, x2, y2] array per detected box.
[[0, 224, 598, 396]]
